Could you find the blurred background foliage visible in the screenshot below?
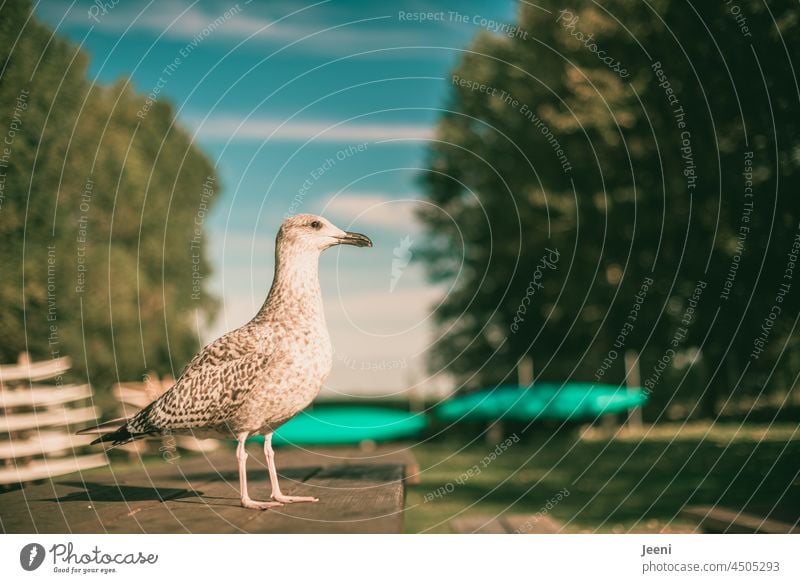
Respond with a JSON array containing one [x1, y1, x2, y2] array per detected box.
[[0, 1, 219, 400], [2, 0, 799, 424], [419, 0, 800, 418]]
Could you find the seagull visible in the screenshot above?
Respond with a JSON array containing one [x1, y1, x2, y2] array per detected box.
[[80, 214, 372, 509]]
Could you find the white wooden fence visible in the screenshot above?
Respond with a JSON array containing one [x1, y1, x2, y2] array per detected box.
[[0, 354, 107, 485]]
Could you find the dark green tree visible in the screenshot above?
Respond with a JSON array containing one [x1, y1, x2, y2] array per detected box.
[[0, 1, 219, 405], [420, 1, 800, 417]]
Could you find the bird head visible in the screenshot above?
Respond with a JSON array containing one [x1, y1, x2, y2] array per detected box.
[[277, 214, 373, 253]]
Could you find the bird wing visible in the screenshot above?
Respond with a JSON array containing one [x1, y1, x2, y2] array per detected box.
[[129, 326, 275, 433], [177, 325, 257, 381]]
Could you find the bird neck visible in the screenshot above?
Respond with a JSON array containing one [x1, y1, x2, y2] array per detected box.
[[254, 246, 325, 325]]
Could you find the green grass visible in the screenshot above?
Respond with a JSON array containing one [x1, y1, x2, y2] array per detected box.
[[404, 424, 800, 533]]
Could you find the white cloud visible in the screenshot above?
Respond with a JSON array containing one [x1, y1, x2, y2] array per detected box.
[[157, 6, 297, 42], [74, 0, 308, 42], [321, 192, 422, 230], [190, 115, 433, 143], [50, 0, 442, 57]]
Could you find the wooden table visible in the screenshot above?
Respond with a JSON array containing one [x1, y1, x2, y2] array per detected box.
[[0, 444, 414, 533]]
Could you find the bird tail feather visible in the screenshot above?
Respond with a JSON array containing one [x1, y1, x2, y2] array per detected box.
[[76, 417, 128, 436], [77, 418, 151, 448]]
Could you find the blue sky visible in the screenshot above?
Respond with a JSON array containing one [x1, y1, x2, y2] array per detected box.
[[36, 0, 518, 396]]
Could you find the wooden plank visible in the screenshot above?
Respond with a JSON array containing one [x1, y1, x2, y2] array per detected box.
[[0, 453, 108, 485], [0, 384, 92, 408], [115, 464, 321, 534], [0, 447, 407, 533], [84, 459, 260, 534], [112, 385, 154, 408], [175, 436, 220, 452], [0, 431, 95, 460], [246, 463, 405, 534], [112, 378, 171, 403], [682, 505, 798, 534], [0, 357, 71, 383], [0, 406, 99, 433], [502, 513, 564, 534], [117, 450, 405, 533], [0, 455, 231, 533], [271, 443, 421, 485], [450, 516, 508, 534]]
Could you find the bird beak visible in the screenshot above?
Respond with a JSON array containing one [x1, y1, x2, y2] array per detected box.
[[337, 231, 373, 247]]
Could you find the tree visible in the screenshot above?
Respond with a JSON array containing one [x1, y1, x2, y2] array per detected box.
[[419, 1, 800, 417], [0, 1, 219, 405]]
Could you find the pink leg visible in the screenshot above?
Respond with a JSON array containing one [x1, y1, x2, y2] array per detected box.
[[264, 433, 318, 503], [237, 434, 283, 510]]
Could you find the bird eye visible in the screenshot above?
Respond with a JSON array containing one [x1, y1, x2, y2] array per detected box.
[[310, 220, 322, 229]]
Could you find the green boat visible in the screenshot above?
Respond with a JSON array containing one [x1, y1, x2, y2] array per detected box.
[[435, 382, 648, 422], [248, 406, 427, 446]]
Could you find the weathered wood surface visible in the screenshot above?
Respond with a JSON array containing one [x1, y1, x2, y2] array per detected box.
[[0, 445, 408, 533], [271, 443, 421, 486]]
